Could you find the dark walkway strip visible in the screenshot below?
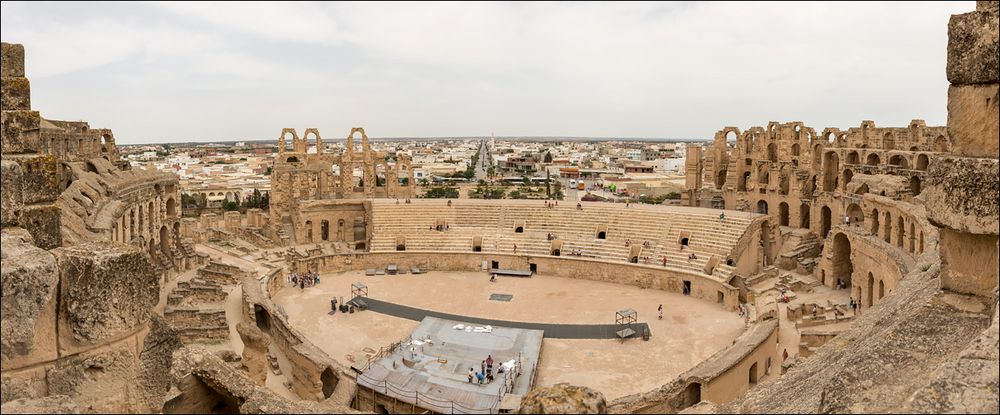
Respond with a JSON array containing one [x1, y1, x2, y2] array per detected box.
[[350, 296, 650, 339]]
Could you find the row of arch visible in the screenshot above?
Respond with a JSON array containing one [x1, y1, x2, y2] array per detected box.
[[301, 217, 367, 244]]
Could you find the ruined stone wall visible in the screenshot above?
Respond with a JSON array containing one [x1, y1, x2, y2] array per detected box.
[[290, 250, 741, 310], [268, 127, 413, 245], [2, 42, 185, 412]]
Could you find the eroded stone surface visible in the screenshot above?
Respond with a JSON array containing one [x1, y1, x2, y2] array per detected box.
[[518, 383, 608, 414], [947, 9, 999, 84], [55, 241, 160, 345], [0, 228, 57, 360]]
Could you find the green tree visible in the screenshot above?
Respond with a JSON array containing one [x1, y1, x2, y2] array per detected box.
[[544, 151, 553, 163], [424, 186, 459, 198]]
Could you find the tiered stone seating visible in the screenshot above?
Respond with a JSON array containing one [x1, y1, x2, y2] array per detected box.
[[369, 199, 757, 279]]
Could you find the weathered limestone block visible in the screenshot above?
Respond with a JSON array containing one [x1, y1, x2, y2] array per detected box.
[[18, 203, 62, 250], [54, 241, 159, 351], [0, 228, 58, 365], [0, 42, 25, 78], [518, 383, 608, 414], [46, 345, 140, 413], [947, 84, 1000, 158], [136, 315, 183, 413], [164, 347, 346, 414], [1, 77, 30, 111], [237, 322, 271, 385], [1, 369, 47, 404], [923, 156, 1000, 235], [1, 110, 41, 154], [947, 10, 999, 84], [12, 154, 59, 204], [1, 160, 23, 226], [0, 395, 80, 414], [938, 229, 999, 297]]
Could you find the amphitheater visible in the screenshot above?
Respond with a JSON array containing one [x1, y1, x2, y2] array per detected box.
[[1, 2, 998, 414]]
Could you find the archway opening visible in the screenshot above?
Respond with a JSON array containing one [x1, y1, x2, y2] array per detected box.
[[871, 209, 881, 236], [846, 203, 864, 226], [799, 203, 810, 229], [832, 233, 854, 291], [821, 206, 832, 238], [866, 153, 880, 166], [866, 272, 875, 307], [916, 154, 929, 170], [757, 200, 768, 215], [749, 362, 759, 385], [779, 202, 789, 226], [889, 155, 909, 169], [822, 152, 839, 191], [909, 176, 922, 196], [321, 367, 338, 399], [715, 170, 727, 190], [767, 143, 777, 162]]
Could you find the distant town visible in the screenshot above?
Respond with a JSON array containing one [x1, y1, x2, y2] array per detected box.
[[122, 136, 695, 215]]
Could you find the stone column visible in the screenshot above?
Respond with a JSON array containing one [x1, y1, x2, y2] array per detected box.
[[236, 322, 270, 386], [923, 1, 999, 298]]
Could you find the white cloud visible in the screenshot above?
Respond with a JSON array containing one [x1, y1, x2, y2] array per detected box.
[[0, 1, 975, 143]]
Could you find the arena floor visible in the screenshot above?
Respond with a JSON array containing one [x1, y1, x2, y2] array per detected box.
[[273, 270, 746, 399]]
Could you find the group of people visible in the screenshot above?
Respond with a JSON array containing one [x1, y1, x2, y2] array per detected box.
[[544, 200, 559, 208], [394, 198, 413, 205], [431, 224, 450, 231], [288, 270, 320, 290], [467, 355, 498, 385], [687, 253, 699, 261], [567, 248, 584, 256], [546, 232, 558, 241]]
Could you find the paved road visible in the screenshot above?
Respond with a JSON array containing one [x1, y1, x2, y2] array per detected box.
[[474, 140, 490, 180]]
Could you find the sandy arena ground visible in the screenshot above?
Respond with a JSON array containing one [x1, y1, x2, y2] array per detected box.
[[273, 270, 746, 399]]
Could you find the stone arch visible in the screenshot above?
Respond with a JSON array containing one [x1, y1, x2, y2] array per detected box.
[[889, 154, 909, 169], [821, 206, 832, 239], [779, 202, 789, 226], [337, 219, 346, 242], [166, 197, 176, 216], [285, 156, 300, 163], [878, 279, 885, 301], [846, 151, 860, 165], [321, 220, 330, 241], [909, 176, 922, 196], [791, 143, 800, 156], [305, 220, 313, 243], [842, 169, 853, 192], [846, 203, 864, 225], [148, 201, 155, 233], [760, 220, 774, 266], [738, 171, 751, 191], [715, 169, 727, 190], [871, 208, 881, 236], [757, 200, 768, 215], [799, 203, 810, 229], [916, 154, 929, 170], [855, 183, 869, 195], [822, 151, 839, 191], [160, 225, 169, 254], [758, 165, 770, 186], [767, 143, 778, 162], [909, 222, 916, 253], [866, 153, 880, 166], [832, 233, 853, 291]]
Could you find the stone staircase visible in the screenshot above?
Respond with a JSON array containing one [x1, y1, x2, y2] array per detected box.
[[776, 228, 821, 274]]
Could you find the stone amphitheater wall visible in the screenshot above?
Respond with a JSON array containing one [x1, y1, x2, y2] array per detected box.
[[289, 251, 742, 310]]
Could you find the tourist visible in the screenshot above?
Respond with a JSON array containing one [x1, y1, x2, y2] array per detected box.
[[481, 360, 486, 377], [658, 304, 663, 320], [513, 243, 517, 254], [299, 278, 305, 290], [490, 274, 497, 283], [662, 256, 667, 267], [468, 368, 475, 383], [577, 203, 582, 210], [447, 200, 452, 207], [812, 305, 818, 318], [395, 198, 400, 205], [486, 355, 494, 374], [476, 371, 485, 385], [844, 215, 850, 226], [486, 373, 495, 383], [719, 212, 726, 222]]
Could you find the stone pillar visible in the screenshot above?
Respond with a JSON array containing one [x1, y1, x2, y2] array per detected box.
[[236, 322, 270, 386], [223, 211, 241, 232], [924, 2, 999, 298]]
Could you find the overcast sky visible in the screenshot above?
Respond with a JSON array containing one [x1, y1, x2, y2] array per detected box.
[[1, 1, 973, 144]]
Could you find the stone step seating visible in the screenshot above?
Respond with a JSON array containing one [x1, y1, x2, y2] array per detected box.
[[163, 307, 230, 343], [166, 278, 228, 307], [369, 200, 754, 277]]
